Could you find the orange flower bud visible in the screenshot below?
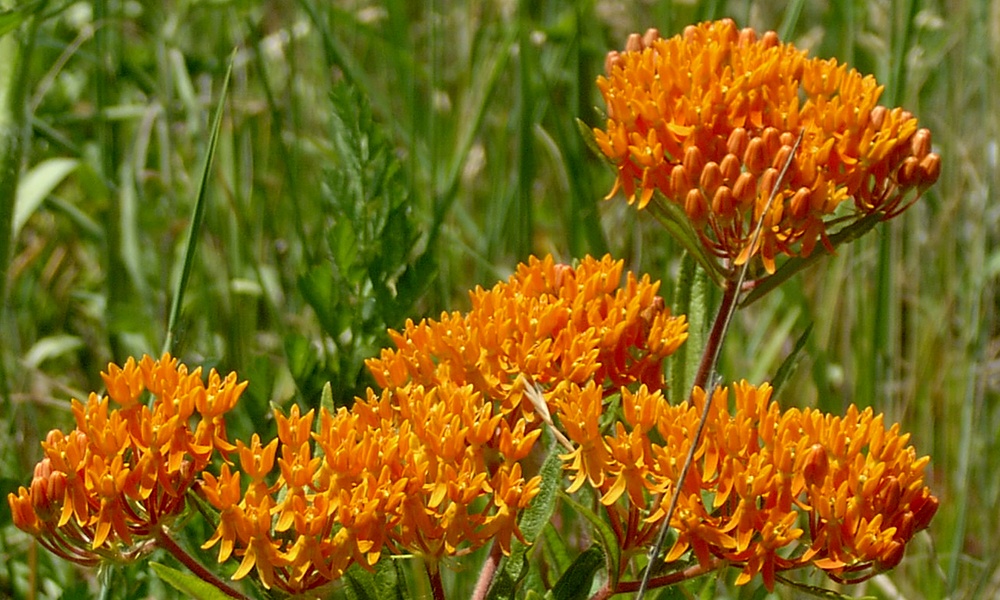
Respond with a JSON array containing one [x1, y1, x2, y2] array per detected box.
[[802, 443, 829, 487], [700, 161, 723, 194], [911, 128, 931, 159], [683, 145, 706, 178], [727, 127, 749, 157], [743, 137, 766, 174]]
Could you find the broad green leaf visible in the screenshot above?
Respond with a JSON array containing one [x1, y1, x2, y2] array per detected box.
[[550, 544, 604, 600], [558, 491, 621, 590], [13, 157, 77, 237], [149, 562, 235, 600]]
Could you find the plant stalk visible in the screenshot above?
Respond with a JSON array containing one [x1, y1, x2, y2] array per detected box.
[[154, 526, 250, 600]]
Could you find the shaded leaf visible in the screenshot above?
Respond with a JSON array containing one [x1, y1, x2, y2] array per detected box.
[[13, 157, 77, 237], [550, 544, 604, 600], [149, 562, 234, 600], [558, 491, 620, 590]]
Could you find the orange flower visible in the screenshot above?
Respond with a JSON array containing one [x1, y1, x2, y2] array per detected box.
[[594, 19, 941, 273], [197, 254, 687, 592], [551, 380, 937, 591], [7, 354, 245, 565]]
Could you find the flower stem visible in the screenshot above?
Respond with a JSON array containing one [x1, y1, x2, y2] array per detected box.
[[471, 541, 503, 600], [154, 526, 249, 600], [692, 278, 741, 391], [426, 560, 446, 600]]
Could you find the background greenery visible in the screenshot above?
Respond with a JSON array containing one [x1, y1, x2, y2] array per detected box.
[[0, 0, 994, 598]]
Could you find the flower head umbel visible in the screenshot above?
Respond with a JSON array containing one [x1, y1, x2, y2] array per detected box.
[[199, 254, 689, 593], [7, 354, 245, 565], [594, 19, 941, 272], [552, 380, 938, 590]]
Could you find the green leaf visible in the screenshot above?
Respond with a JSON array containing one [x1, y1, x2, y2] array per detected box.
[[558, 491, 621, 590], [149, 562, 234, 600], [740, 212, 881, 307], [487, 435, 565, 600], [670, 254, 709, 404], [330, 217, 359, 281], [649, 195, 724, 286], [13, 157, 77, 237], [770, 323, 812, 395], [575, 117, 607, 163], [774, 574, 877, 599], [0, 2, 43, 38], [540, 523, 573, 582], [163, 49, 234, 355], [298, 266, 344, 336], [550, 544, 604, 600], [23, 334, 84, 368]]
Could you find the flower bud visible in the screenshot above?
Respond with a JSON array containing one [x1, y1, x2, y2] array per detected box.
[[699, 161, 722, 194], [911, 128, 932, 159], [743, 138, 766, 174], [683, 145, 706, 179], [727, 127, 749, 157], [803, 443, 829, 487], [720, 153, 742, 183], [685, 188, 708, 224]]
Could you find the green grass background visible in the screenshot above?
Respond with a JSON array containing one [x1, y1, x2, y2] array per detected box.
[[0, 0, 995, 598]]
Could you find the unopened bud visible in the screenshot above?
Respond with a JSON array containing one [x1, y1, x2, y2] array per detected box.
[[727, 127, 749, 157], [911, 128, 932, 159], [625, 33, 643, 53], [720, 153, 741, 183], [743, 138, 766, 174], [685, 188, 708, 224], [699, 161, 722, 194]]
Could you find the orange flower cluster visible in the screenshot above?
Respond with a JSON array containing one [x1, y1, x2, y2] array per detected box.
[[8, 354, 244, 565], [554, 380, 938, 590], [594, 19, 941, 272], [368, 254, 689, 417], [198, 254, 689, 593]]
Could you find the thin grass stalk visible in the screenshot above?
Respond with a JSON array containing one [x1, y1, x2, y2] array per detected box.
[[162, 53, 234, 356]]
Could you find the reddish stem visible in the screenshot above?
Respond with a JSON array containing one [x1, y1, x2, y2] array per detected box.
[[471, 541, 503, 600], [427, 560, 447, 600], [589, 559, 724, 600], [692, 277, 741, 392], [154, 526, 249, 600]]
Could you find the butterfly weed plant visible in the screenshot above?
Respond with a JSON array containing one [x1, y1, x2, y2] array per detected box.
[[5, 12, 950, 600]]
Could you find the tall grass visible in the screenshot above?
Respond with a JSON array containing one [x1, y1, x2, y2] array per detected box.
[[0, 1, 994, 598]]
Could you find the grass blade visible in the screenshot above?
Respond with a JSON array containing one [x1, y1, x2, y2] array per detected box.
[[162, 50, 234, 356]]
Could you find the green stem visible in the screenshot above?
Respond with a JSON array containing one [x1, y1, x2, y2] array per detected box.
[[154, 526, 250, 600]]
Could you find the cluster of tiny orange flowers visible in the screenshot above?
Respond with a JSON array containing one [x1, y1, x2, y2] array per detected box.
[[7, 354, 245, 565], [367, 254, 689, 420], [594, 19, 941, 272], [558, 379, 938, 590], [198, 254, 689, 594]]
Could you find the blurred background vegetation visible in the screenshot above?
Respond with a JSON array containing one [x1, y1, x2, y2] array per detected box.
[[0, 0, 995, 598]]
